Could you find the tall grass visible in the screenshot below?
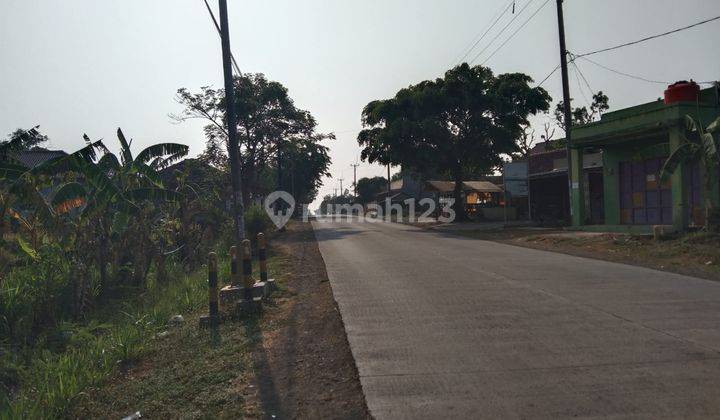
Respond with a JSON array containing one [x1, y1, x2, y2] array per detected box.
[[1, 256, 210, 418]]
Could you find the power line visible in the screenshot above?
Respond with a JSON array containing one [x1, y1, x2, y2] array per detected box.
[[576, 14, 720, 58], [203, 0, 242, 75], [455, 0, 515, 65], [469, 0, 538, 65], [575, 54, 670, 85], [571, 62, 591, 107], [537, 64, 560, 87], [571, 59, 594, 95], [480, 0, 552, 66]]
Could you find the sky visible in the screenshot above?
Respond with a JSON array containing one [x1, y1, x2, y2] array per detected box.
[[1, 0, 719, 209]]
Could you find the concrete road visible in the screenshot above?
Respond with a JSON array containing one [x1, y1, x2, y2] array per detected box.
[[312, 218, 720, 419]]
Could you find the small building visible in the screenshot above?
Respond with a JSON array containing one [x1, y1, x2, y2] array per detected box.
[[424, 180, 508, 220], [570, 82, 720, 231], [528, 146, 603, 224]]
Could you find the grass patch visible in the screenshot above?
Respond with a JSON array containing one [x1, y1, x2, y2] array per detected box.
[[2, 247, 290, 419]]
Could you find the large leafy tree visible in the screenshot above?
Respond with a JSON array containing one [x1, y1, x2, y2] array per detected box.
[[358, 64, 551, 220], [173, 73, 333, 204], [356, 176, 388, 204]]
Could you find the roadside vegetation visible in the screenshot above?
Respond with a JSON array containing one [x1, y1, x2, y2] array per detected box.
[[1, 72, 331, 418]]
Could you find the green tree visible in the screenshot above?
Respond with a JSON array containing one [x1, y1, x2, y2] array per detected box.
[[358, 64, 551, 220], [355, 176, 387, 204], [0, 126, 49, 159], [173, 73, 333, 204], [554, 91, 609, 132]]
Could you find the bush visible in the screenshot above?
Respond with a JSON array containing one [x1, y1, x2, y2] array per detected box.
[[244, 204, 273, 243]]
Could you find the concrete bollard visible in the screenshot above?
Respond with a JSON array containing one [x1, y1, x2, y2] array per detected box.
[[220, 246, 243, 306], [258, 233, 269, 282], [257, 232, 277, 292], [242, 239, 254, 297], [200, 252, 220, 327], [230, 245, 239, 286], [236, 239, 263, 313]]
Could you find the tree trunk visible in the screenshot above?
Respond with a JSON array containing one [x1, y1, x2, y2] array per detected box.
[[452, 168, 466, 222]]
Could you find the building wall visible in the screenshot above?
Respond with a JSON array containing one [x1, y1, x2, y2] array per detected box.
[[601, 137, 669, 226]]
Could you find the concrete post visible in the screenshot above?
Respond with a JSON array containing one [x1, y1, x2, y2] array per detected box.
[[242, 239, 253, 299], [229, 245, 239, 286], [208, 252, 219, 326], [257, 233, 268, 283], [570, 148, 586, 226]]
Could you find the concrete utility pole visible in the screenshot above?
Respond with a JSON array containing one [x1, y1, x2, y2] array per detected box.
[[351, 163, 359, 197], [555, 0, 574, 222], [338, 178, 344, 195], [218, 0, 245, 242]]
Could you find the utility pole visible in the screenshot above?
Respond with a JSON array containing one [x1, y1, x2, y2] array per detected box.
[[350, 163, 359, 197], [387, 163, 391, 193], [218, 0, 245, 242], [338, 178, 344, 195], [555, 0, 574, 221]]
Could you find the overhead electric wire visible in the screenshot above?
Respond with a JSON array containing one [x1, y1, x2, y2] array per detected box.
[[575, 14, 720, 58], [480, 0, 552, 66], [469, 0, 538, 65], [454, 0, 516, 65], [571, 62, 591, 107], [537, 64, 560, 87], [575, 54, 670, 85], [570, 58, 594, 95], [203, 0, 242, 75]]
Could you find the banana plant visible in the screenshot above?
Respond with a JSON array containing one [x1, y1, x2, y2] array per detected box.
[[50, 128, 188, 217], [660, 114, 720, 226]]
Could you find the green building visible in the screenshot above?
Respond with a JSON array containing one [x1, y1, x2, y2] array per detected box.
[[570, 84, 720, 232]]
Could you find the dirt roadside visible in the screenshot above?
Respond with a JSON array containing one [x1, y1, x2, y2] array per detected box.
[[444, 227, 720, 282], [245, 220, 370, 419]]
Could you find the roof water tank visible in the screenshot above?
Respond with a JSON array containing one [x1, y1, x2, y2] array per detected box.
[[664, 80, 700, 104]]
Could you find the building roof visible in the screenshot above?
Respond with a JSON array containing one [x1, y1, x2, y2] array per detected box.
[[11, 149, 67, 169], [463, 181, 504, 193], [425, 180, 503, 193]]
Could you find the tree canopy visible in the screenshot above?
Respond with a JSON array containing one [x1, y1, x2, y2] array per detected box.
[[357, 63, 551, 219], [173, 73, 332, 204], [356, 176, 387, 204]]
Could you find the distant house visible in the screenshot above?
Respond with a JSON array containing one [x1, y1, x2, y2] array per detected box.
[[10, 148, 67, 169], [424, 180, 507, 220], [374, 175, 427, 204]]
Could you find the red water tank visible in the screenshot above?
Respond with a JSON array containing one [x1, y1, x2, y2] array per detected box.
[[664, 80, 700, 104]]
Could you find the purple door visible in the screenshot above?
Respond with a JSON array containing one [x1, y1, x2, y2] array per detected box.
[[620, 158, 672, 225]]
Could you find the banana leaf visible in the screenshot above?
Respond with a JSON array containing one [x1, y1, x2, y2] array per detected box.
[[52, 182, 87, 214], [116, 128, 134, 167], [660, 142, 699, 182], [136, 143, 189, 166], [125, 188, 182, 202]]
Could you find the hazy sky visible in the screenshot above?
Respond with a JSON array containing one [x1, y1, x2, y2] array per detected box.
[[2, 0, 719, 207]]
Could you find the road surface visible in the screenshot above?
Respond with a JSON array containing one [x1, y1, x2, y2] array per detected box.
[[312, 218, 720, 419]]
